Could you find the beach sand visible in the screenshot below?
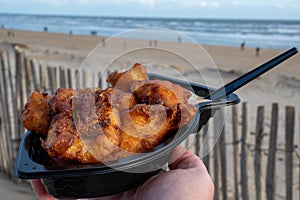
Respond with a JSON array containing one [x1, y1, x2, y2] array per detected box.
[[1, 28, 299, 109], [0, 28, 299, 199], [0, 176, 36, 199]]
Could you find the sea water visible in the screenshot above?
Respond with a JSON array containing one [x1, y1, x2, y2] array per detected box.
[[0, 13, 299, 50]]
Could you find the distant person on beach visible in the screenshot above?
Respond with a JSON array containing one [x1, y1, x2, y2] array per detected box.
[[7, 30, 15, 37], [153, 39, 157, 48], [178, 36, 182, 44], [256, 47, 260, 56], [240, 42, 245, 50], [101, 38, 106, 47], [30, 146, 214, 200]]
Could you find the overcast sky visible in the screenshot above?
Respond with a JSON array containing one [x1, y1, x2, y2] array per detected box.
[[0, 0, 300, 20]]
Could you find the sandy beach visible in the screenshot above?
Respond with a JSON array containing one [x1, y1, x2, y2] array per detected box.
[[0, 28, 299, 199], [0, 176, 36, 199], [1, 28, 300, 111]]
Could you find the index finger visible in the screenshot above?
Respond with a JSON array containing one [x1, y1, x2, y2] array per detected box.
[[30, 179, 56, 200]]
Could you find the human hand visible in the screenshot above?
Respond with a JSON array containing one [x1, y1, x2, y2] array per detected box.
[[30, 145, 214, 200]]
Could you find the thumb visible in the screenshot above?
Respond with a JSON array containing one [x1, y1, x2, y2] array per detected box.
[[168, 145, 208, 173]]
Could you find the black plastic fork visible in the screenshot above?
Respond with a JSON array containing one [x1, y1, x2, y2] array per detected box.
[[205, 47, 298, 101]]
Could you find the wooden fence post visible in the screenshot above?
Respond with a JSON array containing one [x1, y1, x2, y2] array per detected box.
[[59, 66, 66, 88], [67, 68, 72, 88], [195, 132, 200, 157], [241, 102, 249, 200], [30, 59, 38, 90], [220, 123, 227, 200], [52, 67, 58, 92], [0, 51, 10, 176], [202, 123, 210, 171], [0, 50, 14, 178], [232, 105, 240, 200], [4, 50, 20, 178], [24, 57, 30, 98], [98, 71, 102, 89], [38, 63, 45, 92], [266, 103, 278, 200], [82, 69, 87, 88], [47, 66, 54, 94], [75, 69, 80, 89], [254, 106, 265, 200], [213, 111, 222, 200], [14, 46, 25, 138], [6, 50, 18, 141], [285, 106, 295, 200]]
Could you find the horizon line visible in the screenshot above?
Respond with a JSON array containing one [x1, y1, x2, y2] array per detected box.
[[0, 12, 300, 22]]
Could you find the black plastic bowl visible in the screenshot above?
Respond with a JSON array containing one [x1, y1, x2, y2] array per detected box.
[[15, 75, 240, 199]]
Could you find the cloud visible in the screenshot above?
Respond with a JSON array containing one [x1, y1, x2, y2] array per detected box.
[[195, 1, 221, 8], [211, 2, 219, 8], [197, 1, 207, 7], [139, 0, 155, 7], [233, 1, 239, 6]]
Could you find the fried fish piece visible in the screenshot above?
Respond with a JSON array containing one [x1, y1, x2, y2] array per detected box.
[[21, 63, 198, 164], [106, 87, 137, 111], [106, 63, 148, 92], [42, 88, 123, 163], [42, 113, 99, 163], [130, 80, 192, 107], [21, 90, 52, 136], [119, 103, 197, 153], [49, 88, 73, 116]]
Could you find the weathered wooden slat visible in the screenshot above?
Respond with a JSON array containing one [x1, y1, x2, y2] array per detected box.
[[75, 69, 80, 89], [82, 69, 87, 88], [67, 68, 72, 88], [266, 103, 278, 200], [285, 106, 295, 200], [2, 50, 20, 179], [98, 71, 102, 89], [24, 57, 32, 98], [241, 102, 249, 200], [6, 50, 18, 140], [195, 132, 200, 157], [30, 59, 38, 90], [0, 51, 10, 175], [47, 66, 54, 94], [0, 50, 13, 177], [38, 63, 45, 92], [254, 106, 265, 200], [52, 67, 58, 92], [59, 66, 66, 88], [213, 111, 222, 200], [202, 122, 210, 172], [14, 46, 25, 139], [219, 123, 227, 200], [232, 105, 240, 200]]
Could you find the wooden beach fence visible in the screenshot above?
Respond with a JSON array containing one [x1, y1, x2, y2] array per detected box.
[[0, 44, 299, 199], [199, 103, 299, 200], [0, 44, 102, 178]]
